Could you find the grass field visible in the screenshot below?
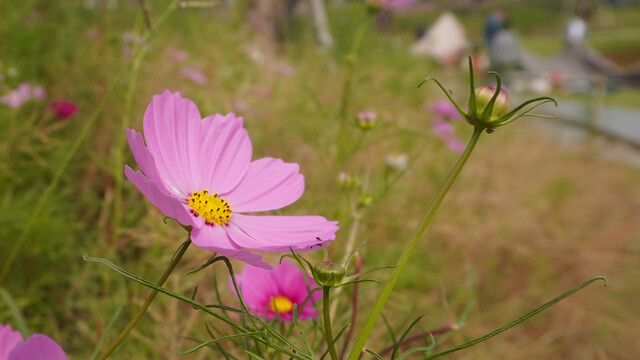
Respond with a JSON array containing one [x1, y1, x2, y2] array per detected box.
[[1, 1, 640, 359]]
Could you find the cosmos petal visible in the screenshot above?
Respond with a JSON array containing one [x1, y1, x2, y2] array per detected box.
[[233, 260, 319, 322], [125, 166, 195, 227], [226, 214, 339, 253], [190, 225, 270, 269], [233, 265, 278, 308], [0, 324, 23, 360], [142, 91, 203, 195], [200, 113, 252, 193], [225, 158, 304, 212], [8, 334, 66, 360], [126, 128, 171, 194]]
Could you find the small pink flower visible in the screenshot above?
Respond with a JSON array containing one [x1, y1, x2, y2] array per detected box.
[[31, 86, 46, 100], [432, 119, 465, 154], [1, 83, 35, 108], [180, 67, 208, 86], [166, 47, 188, 63], [356, 110, 377, 130], [0, 324, 66, 360], [267, 62, 295, 77], [50, 100, 78, 119], [431, 100, 460, 120], [432, 118, 454, 137], [125, 91, 339, 268], [234, 260, 321, 321], [445, 137, 465, 154]]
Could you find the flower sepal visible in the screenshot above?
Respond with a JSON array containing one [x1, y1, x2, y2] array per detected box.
[[284, 242, 394, 289], [419, 57, 557, 132]]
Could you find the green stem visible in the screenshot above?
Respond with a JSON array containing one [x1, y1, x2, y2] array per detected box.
[[346, 126, 484, 360], [110, 31, 147, 246], [339, 20, 368, 119], [323, 286, 339, 360], [96, 239, 191, 360]]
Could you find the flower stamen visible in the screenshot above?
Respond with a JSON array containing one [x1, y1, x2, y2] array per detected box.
[[269, 295, 293, 314], [188, 189, 232, 226]]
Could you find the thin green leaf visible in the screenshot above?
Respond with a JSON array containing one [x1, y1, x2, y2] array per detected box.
[[381, 313, 398, 350], [396, 335, 436, 360], [320, 324, 350, 360], [177, 332, 262, 354], [335, 278, 380, 288], [245, 350, 268, 360], [418, 77, 468, 119], [291, 305, 315, 359], [184, 255, 218, 276], [82, 255, 245, 332], [494, 96, 557, 125], [365, 349, 385, 360], [89, 305, 124, 360], [392, 315, 426, 360], [421, 276, 608, 359], [0, 288, 29, 335]]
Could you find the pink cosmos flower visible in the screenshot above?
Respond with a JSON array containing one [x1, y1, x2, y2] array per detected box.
[[234, 260, 321, 321], [125, 91, 339, 269], [50, 100, 78, 119], [0, 324, 66, 360]]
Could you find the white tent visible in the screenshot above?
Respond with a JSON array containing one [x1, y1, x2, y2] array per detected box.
[[411, 11, 469, 64]]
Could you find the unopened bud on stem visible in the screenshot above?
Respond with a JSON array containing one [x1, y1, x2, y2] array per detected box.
[[475, 85, 509, 121]]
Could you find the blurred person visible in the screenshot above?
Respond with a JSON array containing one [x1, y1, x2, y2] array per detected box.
[[565, 9, 591, 47], [484, 8, 506, 47], [489, 20, 520, 75]]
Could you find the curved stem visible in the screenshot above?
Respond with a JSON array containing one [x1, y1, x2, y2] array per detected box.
[[96, 239, 191, 360], [323, 286, 339, 360], [346, 126, 484, 360]]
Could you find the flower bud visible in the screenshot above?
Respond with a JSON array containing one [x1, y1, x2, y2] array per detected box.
[[385, 153, 409, 171], [474, 85, 509, 121], [313, 261, 346, 287], [355, 110, 377, 130], [337, 171, 361, 190], [365, 0, 386, 14]]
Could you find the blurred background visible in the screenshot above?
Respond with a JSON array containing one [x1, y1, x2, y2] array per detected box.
[[1, 0, 640, 358]]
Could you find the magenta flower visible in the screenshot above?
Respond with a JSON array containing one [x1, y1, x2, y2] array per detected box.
[[234, 260, 321, 321], [50, 100, 78, 119], [125, 91, 339, 268], [0, 324, 66, 360]]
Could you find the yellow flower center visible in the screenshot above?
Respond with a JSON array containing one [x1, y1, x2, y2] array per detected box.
[[188, 189, 232, 226], [269, 295, 293, 314]]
